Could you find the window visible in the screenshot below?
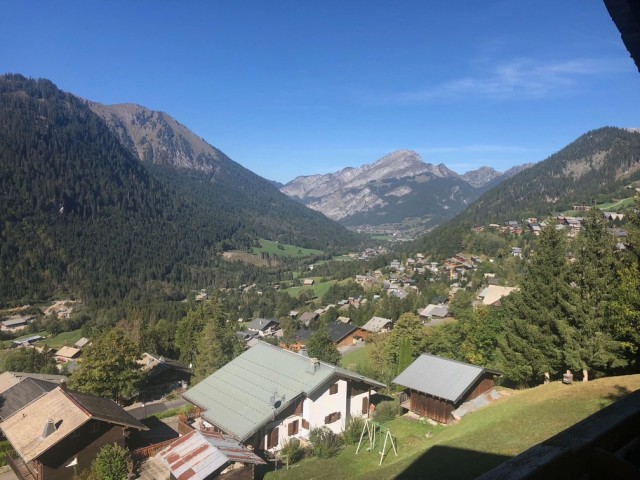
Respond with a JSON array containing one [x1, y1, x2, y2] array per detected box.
[[329, 384, 338, 395], [267, 426, 279, 449], [362, 397, 369, 415], [302, 419, 309, 430], [288, 420, 299, 436], [294, 399, 303, 415], [324, 412, 341, 424]]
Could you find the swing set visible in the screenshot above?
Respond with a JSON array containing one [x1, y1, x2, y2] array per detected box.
[[355, 418, 398, 465]]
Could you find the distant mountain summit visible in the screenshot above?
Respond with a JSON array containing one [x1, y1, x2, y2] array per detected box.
[[281, 150, 525, 229]]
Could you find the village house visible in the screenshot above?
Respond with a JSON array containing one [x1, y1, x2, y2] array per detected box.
[[394, 353, 501, 424], [294, 322, 367, 352], [0, 377, 58, 421], [246, 317, 280, 337], [138, 353, 194, 401], [361, 316, 393, 334], [54, 346, 81, 364], [418, 304, 451, 323], [183, 342, 385, 453], [299, 311, 319, 327], [73, 337, 91, 349], [1, 384, 147, 480], [1, 315, 35, 333], [477, 285, 518, 307]]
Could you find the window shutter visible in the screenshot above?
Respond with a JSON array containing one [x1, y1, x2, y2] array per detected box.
[[268, 426, 279, 449], [302, 419, 309, 429], [295, 400, 303, 415], [329, 384, 338, 395]]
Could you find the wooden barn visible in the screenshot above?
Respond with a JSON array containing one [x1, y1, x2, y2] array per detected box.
[[393, 353, 501, 424]]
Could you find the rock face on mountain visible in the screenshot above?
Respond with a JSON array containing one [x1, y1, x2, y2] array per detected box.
[[281, 150, 523, 228], [88, 102, 229, 174]]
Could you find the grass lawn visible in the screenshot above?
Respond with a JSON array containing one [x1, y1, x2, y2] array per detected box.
[[39, 329, 83, 349], [252, 239, 323, 258], [286, 278, 336, 299], [340, 344, 372, 372], [597, 197, 636, 211], [266, 374, 640, 480]]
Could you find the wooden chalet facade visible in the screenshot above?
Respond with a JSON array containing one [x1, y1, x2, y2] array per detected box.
[[1, 385, 147, 480], [394, 354, 500, 424]]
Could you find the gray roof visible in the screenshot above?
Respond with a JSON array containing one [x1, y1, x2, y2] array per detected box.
[[184, 342, 384, 441], [393, 353, 500, 404], [419, 304, 449, 318], [246, 317, 279, 332], [0, 378, 58, 420], [361, 316, 393, 333], [295, 322, 358, 343]]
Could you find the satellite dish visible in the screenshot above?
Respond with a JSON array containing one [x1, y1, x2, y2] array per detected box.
[[268, 391, 286, 410]]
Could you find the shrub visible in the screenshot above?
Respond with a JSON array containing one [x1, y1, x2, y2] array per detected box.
[[308, 427, 344, 458], [373, 400, 400, 423], [91, 443, 131, 480], [343, 416, 366, 444], [280, 438, 305, 465]]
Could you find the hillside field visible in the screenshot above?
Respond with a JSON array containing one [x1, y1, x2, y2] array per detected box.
[[265, 374, 640, 480]]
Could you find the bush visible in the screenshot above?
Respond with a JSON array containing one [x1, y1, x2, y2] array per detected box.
[[280, 438, 305, 465], [343, 416, 365, 444], [91, 443, 131, 480], [373, 400, 400, 423], [308, 427, 344, 458]]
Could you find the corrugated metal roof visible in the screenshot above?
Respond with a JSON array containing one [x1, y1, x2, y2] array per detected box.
[[393, 354, 489, 404], [159, 430, 265, 480], [184, 342, 384, 441]]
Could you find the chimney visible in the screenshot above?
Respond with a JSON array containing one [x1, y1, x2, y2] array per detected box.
[[41, 419, 57, 439], [59, 379, 67, 391], [307, 358, 320, 374]]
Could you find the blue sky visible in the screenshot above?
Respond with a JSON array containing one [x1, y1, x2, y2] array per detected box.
[[1, 1, 638, 183]]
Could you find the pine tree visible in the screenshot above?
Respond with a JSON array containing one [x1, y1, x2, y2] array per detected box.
[[561, 208, 626, 380], [496, 220, 568, 386], [192, 298, 244, 383]]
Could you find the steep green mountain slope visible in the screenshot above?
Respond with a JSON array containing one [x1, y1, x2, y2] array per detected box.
[[0, 75, 359, 305], [415, 127, 640, 257]]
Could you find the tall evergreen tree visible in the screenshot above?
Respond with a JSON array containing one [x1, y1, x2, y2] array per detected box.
[[496, 220, 568, 386], [561, 208, 626, 380], [193, 298, 244, 382]]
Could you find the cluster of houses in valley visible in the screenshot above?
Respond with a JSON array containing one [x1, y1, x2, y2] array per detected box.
[[0, 329, 508, 480], [473, 210, 628, 240]]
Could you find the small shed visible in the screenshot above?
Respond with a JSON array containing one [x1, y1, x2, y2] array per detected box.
[[393, 354, 501, 424], [159, 429, 265, 480]]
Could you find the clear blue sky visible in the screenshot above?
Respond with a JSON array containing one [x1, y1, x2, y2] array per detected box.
[[1, 1, 638, 183]]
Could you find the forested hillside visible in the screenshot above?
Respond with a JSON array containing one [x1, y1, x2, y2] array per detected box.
[[415, 127, 640, 257], [0, 74, 360, 306]]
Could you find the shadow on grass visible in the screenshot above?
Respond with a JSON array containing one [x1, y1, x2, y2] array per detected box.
[[605, 384, 632, 402], [397, 445, 511, 480]]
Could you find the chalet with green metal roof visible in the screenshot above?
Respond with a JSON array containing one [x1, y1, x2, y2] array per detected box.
[[184, 342, 385, 452]]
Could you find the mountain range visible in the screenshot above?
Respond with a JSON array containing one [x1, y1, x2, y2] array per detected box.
[[281, 150, 530, 230], [416, 126, 640, 257], [0, 74, 360, 305]]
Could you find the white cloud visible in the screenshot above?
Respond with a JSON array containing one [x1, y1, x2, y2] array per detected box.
[[383, 57, 627, 103]]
